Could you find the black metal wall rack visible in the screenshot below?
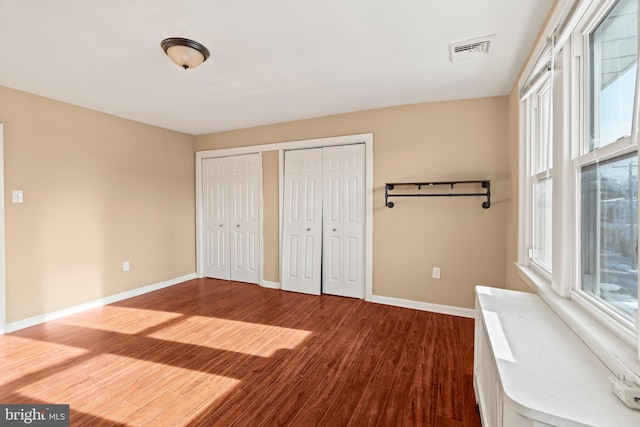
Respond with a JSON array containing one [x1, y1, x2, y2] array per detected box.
[[385, 180, 491, 209]]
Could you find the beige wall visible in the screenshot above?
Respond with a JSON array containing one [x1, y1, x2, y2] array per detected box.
[[261, 151, 280, 283], [196, 97, 509, 309], [0, 86, 196, 323]]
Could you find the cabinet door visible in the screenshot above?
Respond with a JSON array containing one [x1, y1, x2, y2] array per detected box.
[[281, 149, 323, 295], [322, 144, 365, 298], [203, 157, 230, 280], [475, 310, 502, 427]]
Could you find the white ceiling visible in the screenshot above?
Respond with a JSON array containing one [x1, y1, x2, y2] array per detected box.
[[0, 0, 552, 135]]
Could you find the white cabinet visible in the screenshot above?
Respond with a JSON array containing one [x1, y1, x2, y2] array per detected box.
[[474, 286, 640, 427], [202, 154, 261, 284]]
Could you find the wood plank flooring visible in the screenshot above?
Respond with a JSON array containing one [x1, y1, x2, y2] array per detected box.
[[0, 278, 481, 427]]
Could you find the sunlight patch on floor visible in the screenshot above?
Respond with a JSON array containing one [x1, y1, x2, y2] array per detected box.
[[148, 315, 313, 357], [16, 353, 241, 425], [0, 336, 89, 386], [54, 306, 184, 334]]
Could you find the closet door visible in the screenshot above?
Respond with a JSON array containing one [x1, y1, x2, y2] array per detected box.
[[322, 144, 365, 298], [202, 154, 261, 284], [281, 149, 323, 295], [229, 154, 260, 284], [203, 157, 231, 280]]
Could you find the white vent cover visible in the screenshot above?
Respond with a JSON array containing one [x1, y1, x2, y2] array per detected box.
[[449, 35, 495, 62]]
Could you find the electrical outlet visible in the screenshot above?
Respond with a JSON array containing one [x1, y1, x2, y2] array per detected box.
[[610, 376, 640, 409], [122, 261, 130, 272], [432, 267, 441, 279], [12, 190, 23, 203]]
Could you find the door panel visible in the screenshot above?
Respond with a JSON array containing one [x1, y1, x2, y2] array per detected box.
[[286, 235, 299, 277], [229, 154, 260, 284], [322, 144, 365, 298], [203, 158, 230, 280], [203, 154, 260, 284], [347, 237, 358, 282], [281, 145, 365, 298], [281, 149, 323, 295]]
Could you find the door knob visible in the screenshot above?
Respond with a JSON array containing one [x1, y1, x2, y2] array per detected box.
[[237, 224, 240, 228], [332, 228, 337, 232], [219, 224, 223, 228], [306, 228, 311, 231]]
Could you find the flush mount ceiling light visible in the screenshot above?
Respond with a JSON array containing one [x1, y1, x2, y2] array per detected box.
[[161, 37, 210, 70]]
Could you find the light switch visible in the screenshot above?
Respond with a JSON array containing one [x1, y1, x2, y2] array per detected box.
[[12, 190, 23, 204]]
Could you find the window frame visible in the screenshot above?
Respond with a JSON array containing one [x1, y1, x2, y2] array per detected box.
[[526, 77, 554, 276], [572, 138, 638, 336], [518, 0, 640, 379], [573, 0, 639, 332]]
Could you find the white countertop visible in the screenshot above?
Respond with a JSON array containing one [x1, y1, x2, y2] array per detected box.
[[475, 286, 640, 426]]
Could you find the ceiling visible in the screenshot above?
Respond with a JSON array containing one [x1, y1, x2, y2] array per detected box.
[[0, 0, 553, 135]]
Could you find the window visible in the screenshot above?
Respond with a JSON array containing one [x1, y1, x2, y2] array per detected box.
[[532, 82, 553, 272], [578, 0, 638, 325], [588, 0, 638, 151], [524, 72, 553, 274], [520, 0, 640, 374], [580, 154, 638, 321]]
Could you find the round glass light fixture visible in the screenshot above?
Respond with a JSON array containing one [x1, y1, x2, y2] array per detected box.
[[161, 37, 210, 70]]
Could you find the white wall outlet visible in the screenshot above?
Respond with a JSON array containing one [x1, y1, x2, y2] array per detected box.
[[122, 261, 130, 272], [432, 267, 441, 279], [610, 376, 640, 409], [12, 190, 23, 203]]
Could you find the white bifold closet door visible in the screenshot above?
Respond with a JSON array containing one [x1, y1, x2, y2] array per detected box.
[[322, 144, 365, 298], [203, 154, 260, 284], [281, 148, 323, 295], [281, 144, 365, 298]]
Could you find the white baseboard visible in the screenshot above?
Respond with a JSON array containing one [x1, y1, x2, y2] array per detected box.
[[5, 273, 196, 333], [371, 295, 475, 318], [261, 280, 280, 289]]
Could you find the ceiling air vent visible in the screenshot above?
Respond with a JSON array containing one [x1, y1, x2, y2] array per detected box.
[[449, 35, 495, 62]]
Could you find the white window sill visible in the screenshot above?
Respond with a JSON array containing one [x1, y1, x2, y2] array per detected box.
[[515, 263, 640, 384]]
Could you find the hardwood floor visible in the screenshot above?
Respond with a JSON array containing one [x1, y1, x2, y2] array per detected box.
[[0, 279, 481, 427]]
